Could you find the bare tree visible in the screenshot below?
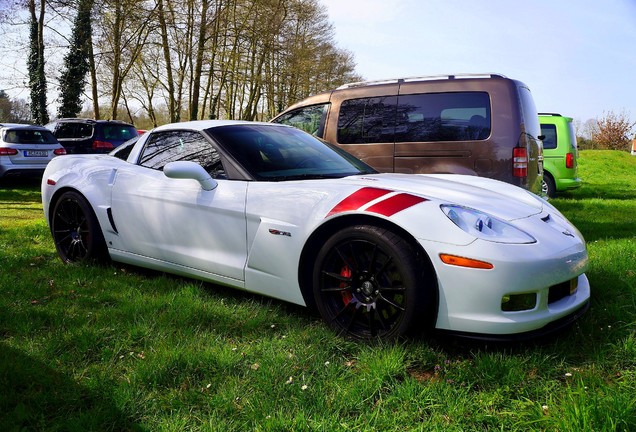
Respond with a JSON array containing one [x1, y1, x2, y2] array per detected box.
[[97, 0, 152, 120], [3, 0, 361, 124], [593, 110, 636, 151]]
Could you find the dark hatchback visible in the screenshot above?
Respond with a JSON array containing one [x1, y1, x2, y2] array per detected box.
[[45, 118, 139, 154]]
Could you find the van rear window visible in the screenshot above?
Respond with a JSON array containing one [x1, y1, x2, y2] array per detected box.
[[337, 92, 491, 144]]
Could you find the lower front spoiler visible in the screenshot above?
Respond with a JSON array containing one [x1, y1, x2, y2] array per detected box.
[[434, 300, 590, 343]]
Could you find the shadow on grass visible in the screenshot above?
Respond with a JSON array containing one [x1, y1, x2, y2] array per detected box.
[[0, 343, 144, 431], [0, 177, 42, 195], [560, 187, 636, 201], [551, 198, 636, 242]]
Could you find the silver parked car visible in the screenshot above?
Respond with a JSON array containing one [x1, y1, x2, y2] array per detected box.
[[0, 123, 66, 179]]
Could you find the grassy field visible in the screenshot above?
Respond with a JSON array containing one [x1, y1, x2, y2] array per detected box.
[[1, 150, 635, 431]]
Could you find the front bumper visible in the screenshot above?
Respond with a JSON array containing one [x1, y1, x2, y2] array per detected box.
[[435, 299, 589, 342], [418, 210, 590, 336]]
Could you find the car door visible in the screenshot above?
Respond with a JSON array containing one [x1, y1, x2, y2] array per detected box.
[[110, 129, 248, 284]]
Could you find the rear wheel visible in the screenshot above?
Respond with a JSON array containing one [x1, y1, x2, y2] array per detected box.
[[313, 225, 433, 339], [542, 173, 556, 198], [51, 191, 108, 264]]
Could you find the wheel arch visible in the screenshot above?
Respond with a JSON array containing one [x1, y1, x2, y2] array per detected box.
[[48, 186, 110, 263], [47, 186, 84, 224], [298, 214, 439, 320]]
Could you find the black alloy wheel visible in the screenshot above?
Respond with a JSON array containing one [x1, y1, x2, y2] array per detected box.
[[51, 191, 108, 263], [313, 225, 433, 339]]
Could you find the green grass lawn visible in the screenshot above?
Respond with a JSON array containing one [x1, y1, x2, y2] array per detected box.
[[1, 151, 635, 431]]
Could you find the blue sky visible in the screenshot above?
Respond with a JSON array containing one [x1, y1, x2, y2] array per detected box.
[[320, 0, 636, 122]]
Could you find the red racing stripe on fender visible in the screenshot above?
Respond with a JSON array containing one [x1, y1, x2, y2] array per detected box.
[[366, 193, 428, 216], [326, 187, 391, 217]]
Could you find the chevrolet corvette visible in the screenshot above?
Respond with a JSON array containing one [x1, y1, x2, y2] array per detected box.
[[42, 120, 590, 340]]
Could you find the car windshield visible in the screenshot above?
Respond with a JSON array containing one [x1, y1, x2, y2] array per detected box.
[[205, 124, 376, 181], [4, 128, 58, 144]]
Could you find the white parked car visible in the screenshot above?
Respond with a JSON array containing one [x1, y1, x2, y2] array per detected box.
[[0, 123, 66, 179], [41, 120, 590, 340]]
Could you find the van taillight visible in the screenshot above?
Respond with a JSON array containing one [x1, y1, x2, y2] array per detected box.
[[93, 140, 113, 150], [54, 148, 67, 156], [566, 152, 574, 169], [513, 147, 528, 177]]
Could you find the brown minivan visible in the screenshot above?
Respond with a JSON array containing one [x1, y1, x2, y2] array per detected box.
[[271, 74, 544, 193]]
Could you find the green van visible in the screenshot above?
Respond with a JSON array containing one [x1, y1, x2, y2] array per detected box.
[[538, 113, 581, 197]]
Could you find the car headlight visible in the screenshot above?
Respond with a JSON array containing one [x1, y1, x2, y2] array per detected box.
[[441, 205, 536, 244]]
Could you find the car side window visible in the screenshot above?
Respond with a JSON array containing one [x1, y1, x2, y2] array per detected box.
[[540, 124, 557, 150], [138, 130, 226, 178], [273, 104, 329, 138], [337, 96, 397, 144]]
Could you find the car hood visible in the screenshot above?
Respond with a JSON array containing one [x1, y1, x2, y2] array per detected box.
[[344, 173, 544, 221]]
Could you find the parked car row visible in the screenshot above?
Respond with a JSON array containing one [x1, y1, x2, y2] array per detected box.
[[0, 72, 592, 340], [2, 75, 581, 198], [1, 119, 138, 180]]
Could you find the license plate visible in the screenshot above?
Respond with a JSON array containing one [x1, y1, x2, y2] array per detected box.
[[24, 150, 48, 157]]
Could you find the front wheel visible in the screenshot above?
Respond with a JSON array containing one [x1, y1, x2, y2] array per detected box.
[[51, 191, 108, 264], [313, 225, 434, 339]]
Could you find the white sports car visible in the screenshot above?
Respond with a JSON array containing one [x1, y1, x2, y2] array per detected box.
[[41, 120, 590, 340]]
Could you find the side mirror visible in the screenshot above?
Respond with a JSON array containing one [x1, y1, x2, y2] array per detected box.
[[163, 161, 218, 191], [538, 135, 546, 141]]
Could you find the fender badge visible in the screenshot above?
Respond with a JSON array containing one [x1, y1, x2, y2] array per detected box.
[[269, 229, 291, 237]]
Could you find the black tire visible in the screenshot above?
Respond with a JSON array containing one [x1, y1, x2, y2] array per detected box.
[[51, 191, 108, 264], [542, 173, 556, 198], [313, 225, 434, 339]]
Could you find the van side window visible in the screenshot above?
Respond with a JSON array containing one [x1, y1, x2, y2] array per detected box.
[[539, 124, 557, 150], [395, 92, 491, 142], [337, 96, 397, 144], [273, 104, 329, 138]]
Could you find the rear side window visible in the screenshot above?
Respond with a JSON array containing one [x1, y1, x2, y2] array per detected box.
[[336, 92, 491, 144], [274, 104, 328, 138], [540, 124, 557, 150], [101, 125, 138, 141], [337, 96, 397, 144], [395, 92, 491, 142], [56, 123, 93, 139]]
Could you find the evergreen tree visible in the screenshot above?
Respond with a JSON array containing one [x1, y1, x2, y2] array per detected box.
[[27, 0, 48, 125], [58, 0, 94, 118], [0, 90, 12, 122]]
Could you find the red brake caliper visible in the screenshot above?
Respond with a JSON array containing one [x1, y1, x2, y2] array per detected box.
[[340, 266, 353, 306]]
